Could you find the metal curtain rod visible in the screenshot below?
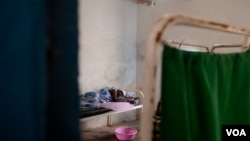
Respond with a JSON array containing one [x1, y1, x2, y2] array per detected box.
[[153, 14, 250, 48], [164, 40, 210, 52], [211, 44, 244, 53], [165, 40, 245, 53], [140, 13, 250, 141]]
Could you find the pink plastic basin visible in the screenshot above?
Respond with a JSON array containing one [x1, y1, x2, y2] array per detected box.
[[115, 127, 137, 140]]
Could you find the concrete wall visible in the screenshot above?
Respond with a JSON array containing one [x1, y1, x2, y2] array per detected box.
[[78, 0, 137, 94], [78, 0, 137, 130], [136, 0, 250, 91]]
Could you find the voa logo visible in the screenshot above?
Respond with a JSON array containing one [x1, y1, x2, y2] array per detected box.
[[226, 129, 247, 136]]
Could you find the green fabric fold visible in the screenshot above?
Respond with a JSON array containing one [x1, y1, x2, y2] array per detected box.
[[161, 44, 250, 141]]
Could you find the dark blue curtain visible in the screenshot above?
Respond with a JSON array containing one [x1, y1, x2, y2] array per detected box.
[[0, 0, 80, 141]]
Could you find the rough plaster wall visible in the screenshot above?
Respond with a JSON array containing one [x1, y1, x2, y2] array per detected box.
[[136, 0, 250, 91], [78, 0, 137, 94], [78, 0, 137, 130]]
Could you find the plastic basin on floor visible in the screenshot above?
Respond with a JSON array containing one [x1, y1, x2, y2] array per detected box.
[[115, 127, 137, 140]]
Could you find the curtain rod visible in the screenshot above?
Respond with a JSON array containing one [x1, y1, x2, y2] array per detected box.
[[154, 14, 250, 45]]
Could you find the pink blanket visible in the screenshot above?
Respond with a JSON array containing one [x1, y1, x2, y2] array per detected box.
[[100, 102, 134, 111]]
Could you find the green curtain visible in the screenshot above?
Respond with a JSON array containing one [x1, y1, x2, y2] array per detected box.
[[161, 44, 250, 141]]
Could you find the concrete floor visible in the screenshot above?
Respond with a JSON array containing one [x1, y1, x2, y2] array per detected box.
[[82, 120, 140, 141]]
